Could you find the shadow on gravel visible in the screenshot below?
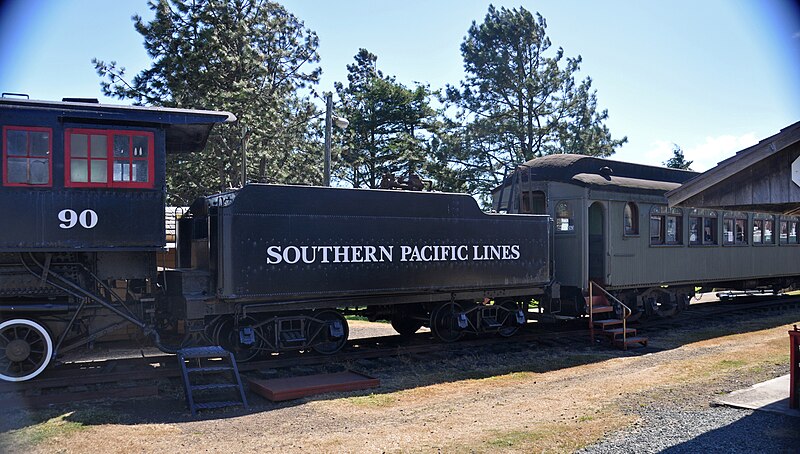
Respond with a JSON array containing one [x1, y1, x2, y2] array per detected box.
[[663, 410, 800, 453], [651, 302, 800, 350], [1, 303, 798, 435]]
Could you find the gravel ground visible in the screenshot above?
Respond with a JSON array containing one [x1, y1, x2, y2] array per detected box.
[[3, 304, 799, 453], [580, 407, 800, 454]]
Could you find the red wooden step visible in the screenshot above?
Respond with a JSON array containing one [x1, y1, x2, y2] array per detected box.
[[585, 295, 608, 307], [590, 305, 614, 314], [593, 319, 624, 329], [604, 327, 637, 338], [613, 336, 648, 347]]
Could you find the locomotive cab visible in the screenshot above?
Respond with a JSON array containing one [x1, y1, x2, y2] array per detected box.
[[0, 97, 234, 381]]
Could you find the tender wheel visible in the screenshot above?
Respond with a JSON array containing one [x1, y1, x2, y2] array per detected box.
[[617, 295, 643, 322], [497, 300, 523, 338], [642, 288, 678, 318], [212, 316, 263, 362], [624, 309, 643, 323], [0, 319, 53, 382], [676, 294, 690, 313], [390, 317, 423, 336], [311, 310, 349, 355], [430, 302, 464, 342]]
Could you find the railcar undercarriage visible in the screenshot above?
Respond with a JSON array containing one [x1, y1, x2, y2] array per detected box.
[[189, 297, 530, 363], [0, 252, 165, 382]]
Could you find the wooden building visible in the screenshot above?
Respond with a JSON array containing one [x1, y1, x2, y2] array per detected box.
[[666, 121, 800, 214]]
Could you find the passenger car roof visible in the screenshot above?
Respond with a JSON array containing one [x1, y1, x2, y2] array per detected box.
[[496, 154, 698, 195]]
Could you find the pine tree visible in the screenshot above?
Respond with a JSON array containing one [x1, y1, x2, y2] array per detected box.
[[442, 6, 627, 197], [94, 0, 323, 203], [664, 144, 693, 170], [334, 49, 439, 189]]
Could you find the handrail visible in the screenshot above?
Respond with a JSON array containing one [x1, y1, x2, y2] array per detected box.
[[589, 280, 632, 350]]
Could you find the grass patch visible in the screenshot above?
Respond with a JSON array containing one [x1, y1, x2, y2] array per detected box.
[[344, 315, 389, 323], [662, 328, 733, 345], [3, 412, 85, 448], [486, 429, 546, 448], [476, 410, 633, 454], [0, 405, 123, 452], [716, 359, 747, 369], [344, 392, 397, 408], [481, 371, 534, 384]]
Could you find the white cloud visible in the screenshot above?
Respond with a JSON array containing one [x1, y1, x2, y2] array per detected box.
[[684, 133, 758, 171], [607, 133, 760, 172], [618, 133, 758, 172], [613, 140, 674, 168]]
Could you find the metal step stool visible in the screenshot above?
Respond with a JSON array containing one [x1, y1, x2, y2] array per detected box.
[[177, 346, 249, 416]]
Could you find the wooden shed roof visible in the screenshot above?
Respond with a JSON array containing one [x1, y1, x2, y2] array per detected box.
[[666, 121, 800, 214]]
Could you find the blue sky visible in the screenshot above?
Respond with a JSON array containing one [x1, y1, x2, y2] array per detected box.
[[1, 0, 799, 171]]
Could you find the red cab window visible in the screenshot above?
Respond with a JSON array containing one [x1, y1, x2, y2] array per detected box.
[[66, 129, 154, 188], [2, 126, 52, 186]]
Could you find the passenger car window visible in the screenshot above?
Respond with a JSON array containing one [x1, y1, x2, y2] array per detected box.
[[520, 191, 546, 214], [764, 220, 774, 243], [689, 217, 701, 245], [752, 220, 763, 244], [723, 212, 748, 245], [752, 216, 774, 245], [650, 215, 663, 244], [780, 220, 799, 244], [703, 217, 717, 244], [689, 209, 718, 245], [555, 201, 574, 232], [623, 202, 638, 235], [650, 206, 682, 245]]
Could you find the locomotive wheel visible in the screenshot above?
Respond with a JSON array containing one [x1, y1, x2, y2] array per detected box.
[[0, 319, 53, 382], [390, 317, 423, 336], [430, 302, 464, 342], [311, 310, 349, 355], [212, 316, 263, 362], [497, 301, 523, 338]]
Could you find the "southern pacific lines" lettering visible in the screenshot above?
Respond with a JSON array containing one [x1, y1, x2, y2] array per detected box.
[[265, 244, 520, 265]]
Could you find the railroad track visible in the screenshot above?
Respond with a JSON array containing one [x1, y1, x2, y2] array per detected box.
[[3, 295, 800, 408]]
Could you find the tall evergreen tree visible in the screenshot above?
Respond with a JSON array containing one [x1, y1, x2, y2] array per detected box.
[[443, 5, 627, 197], [664, 144, 693, 170], [334, 49, 439, 189], [94, 0, 323, 203]]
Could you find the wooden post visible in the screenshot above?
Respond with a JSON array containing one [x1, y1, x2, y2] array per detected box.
[[588, 281, 594, 344], [790, 326, 800, 409]]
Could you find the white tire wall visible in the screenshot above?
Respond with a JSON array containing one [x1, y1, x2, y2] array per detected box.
[[0, 318, 54, 382]]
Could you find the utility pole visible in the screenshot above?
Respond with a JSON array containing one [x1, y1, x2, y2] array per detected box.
[[241, 126, 249, 187], [324, 93, 332, 187]]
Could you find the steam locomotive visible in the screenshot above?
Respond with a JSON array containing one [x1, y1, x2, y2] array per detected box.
[[0, 98, 547, 381], [1, 97, 798, 383]]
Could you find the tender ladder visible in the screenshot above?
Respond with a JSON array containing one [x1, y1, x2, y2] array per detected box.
[[178, 346, 249, 416]]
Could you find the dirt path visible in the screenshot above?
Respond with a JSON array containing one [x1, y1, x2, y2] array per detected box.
[[2, 310, 799, 453]]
